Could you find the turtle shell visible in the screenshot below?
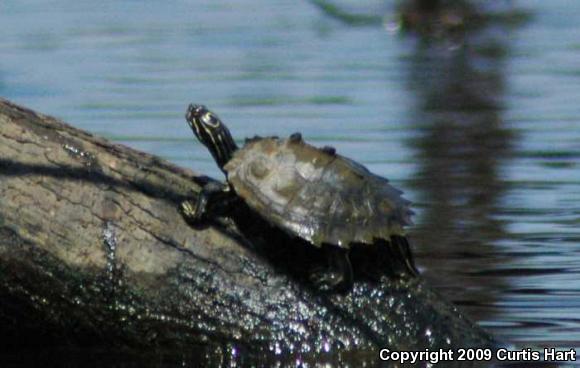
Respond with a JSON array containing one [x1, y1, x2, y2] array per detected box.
[[223, 136, 413, 248]]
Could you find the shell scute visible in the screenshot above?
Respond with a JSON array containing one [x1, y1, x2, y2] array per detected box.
[[224, 136, 412, 248]]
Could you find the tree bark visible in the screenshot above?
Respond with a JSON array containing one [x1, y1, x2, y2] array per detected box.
[[0, 98, 494, 365]]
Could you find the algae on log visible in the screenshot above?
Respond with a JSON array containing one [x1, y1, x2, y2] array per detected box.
[[0, 98, 495, 364]]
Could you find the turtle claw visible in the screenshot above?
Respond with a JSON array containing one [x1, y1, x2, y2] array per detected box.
[[309, 268, 350, 293], [180, 200, 202, 223], [309, 247, 354, 292]]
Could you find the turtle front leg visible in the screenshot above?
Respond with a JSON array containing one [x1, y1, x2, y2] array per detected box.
[[310, 246, 354, 293], [180, 181, 234, 224]]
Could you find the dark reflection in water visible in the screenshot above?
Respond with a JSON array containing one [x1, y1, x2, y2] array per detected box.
[[404, 32, 515, 323], [397, 0, 580, 354]]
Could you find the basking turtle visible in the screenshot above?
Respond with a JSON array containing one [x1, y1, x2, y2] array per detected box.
[[181, 104, 418, 291]]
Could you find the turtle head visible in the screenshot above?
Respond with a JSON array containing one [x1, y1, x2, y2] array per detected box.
[[185, 104, 238, 171]]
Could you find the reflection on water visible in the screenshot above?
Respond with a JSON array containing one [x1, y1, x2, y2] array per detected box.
[[399, 0, 580, 353], [404, 22, 515, 330], [1, 0, 580, 365]]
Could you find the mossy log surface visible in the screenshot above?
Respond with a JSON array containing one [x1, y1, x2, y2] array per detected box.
[[0, 98, 495, 365]]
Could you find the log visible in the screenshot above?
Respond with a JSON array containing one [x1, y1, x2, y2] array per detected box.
[[0, 98, 495, 364]]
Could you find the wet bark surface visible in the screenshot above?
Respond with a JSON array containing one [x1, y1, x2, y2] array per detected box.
[[0, 98, 495, 366]]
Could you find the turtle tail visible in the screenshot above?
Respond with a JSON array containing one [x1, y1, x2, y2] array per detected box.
[[391, 235, 420, 277]]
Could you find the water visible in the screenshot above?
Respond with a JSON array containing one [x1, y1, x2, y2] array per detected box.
[[1, 0, 579, 364]]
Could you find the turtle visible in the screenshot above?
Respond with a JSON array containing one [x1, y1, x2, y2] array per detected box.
[[180, 104, 419, 291]]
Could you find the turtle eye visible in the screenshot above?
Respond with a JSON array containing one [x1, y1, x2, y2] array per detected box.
[[201, 112, 221, 128]]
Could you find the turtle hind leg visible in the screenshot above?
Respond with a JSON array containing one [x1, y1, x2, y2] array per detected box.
[[180, 181, 234, 225], [390, 235, 420, 277], [309, 246, 353, 293]]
